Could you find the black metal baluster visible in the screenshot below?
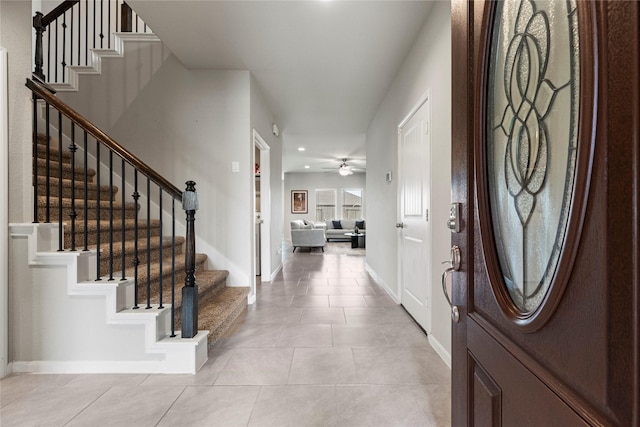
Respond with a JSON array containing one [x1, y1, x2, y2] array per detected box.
[[77, 1, 81, 68], [47, 28, 51, 82], [45, 103, 51, 223], [61, 13, 67, 83], [171, 198, 176, 337], [133, 170, 139, 308], [57, 111, 63, 251], [146, 177, 151, 309], [108, 151, 114, 280], [100, 0, 104, 48], [55, 17, 59, 82], [107, 0, 111, 49], [93, 0, 96, 49], [70, 8, 73, 70], [115, 0, 119, 33], [85, 0, 89, 65], [33, 93, 39, 223], [121, 158, 126, 280], [135, 14, 138, 32], [69, 124, 77, 251], [95, 140, 101, 281], [158, 188, 163, 309], [83, 131, 88, 250]]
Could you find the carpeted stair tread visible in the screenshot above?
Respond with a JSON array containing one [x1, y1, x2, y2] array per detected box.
[[127, 254, 209, 305], [69, 218, 161, 234], [35, 157, 96, 181], [64, 219, 161, 248], [36, 142, 73, 161], [36, 175, 116, 201], [201, 287, 248, 343], [147, 270, 229, 315], [97, 236, 185, 276], [119, 253, 208, 285], [37, 195, 137, 211], [96, 235, 185, 256]]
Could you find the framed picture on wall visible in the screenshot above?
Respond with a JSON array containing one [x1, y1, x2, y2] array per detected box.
[[291, 190, 308, 214]]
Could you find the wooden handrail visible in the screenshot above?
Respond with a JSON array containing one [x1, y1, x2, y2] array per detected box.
[[26, 77, 183, 201], [41, 0, 79, 27]]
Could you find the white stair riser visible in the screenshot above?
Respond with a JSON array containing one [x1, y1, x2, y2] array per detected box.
[[9, 223, 208, 374]]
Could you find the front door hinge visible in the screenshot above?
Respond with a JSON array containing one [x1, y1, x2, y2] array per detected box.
[[426, 209, 429, 221]]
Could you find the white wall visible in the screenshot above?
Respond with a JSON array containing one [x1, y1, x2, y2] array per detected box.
[[250, 75, 283, 280], [284, 172, 366, 240], [2, 0, 34, 379], [107, 55, 253, 287], [0, 47, 8, 379], [365, 1, 452, 360], [2, 0, 33, 223], [56, 38, 171, 130]]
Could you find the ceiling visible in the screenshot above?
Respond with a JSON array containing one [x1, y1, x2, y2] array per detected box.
[[128, 0, 434, 174]]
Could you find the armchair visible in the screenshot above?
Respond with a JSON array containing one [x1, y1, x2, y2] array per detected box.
[[290, 220, 326, 252]]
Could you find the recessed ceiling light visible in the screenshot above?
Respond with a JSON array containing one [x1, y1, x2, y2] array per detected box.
[[304, 165, 310, 169], [298, 147, 306, 152]]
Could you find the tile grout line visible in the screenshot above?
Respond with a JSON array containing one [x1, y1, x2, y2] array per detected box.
[[153, 386, 188, 427], [62, 385, 112, 426]]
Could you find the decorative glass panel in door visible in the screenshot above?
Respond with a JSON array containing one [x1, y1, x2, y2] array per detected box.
[[486, 0, 580, 312]]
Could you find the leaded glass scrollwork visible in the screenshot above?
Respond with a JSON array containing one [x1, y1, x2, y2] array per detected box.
[[487, 0, 579, 312]]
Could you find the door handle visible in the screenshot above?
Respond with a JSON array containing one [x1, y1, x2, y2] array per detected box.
[[441, 245, 461, 323], [395, 222, 405, 228]]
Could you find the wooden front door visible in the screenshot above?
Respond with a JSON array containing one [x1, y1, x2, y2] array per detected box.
[[451, 1, 639, 425]]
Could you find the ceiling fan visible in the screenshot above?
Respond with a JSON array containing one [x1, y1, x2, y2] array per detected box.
[[322, 159, 361, 176]]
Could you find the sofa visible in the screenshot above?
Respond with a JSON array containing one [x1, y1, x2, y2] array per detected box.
[[322, 219, 366, 241], [290, 220, 326, 252]]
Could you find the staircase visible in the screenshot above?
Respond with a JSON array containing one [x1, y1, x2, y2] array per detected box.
[[35, 131, 248, 345], [7, 0, 250, 374]]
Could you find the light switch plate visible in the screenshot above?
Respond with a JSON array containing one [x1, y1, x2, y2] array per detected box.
[[232, 161, 240, 173]]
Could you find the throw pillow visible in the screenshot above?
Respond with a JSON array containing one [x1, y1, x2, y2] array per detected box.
[[332, 220, 342, 229], [355, 220, 365, 229]]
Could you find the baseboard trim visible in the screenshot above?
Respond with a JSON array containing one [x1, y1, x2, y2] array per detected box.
[[364, 262, 400, 303], [9, 360, 174, 374], [428, 334, 452, 369], [270, 263, 283, 282]]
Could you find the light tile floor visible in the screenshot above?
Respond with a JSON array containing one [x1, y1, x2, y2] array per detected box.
[[0, 243, 451, 426]]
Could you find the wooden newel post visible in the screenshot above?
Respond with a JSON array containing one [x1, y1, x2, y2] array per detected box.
[[181, 181, 199, 338], [121, 2, 133, 32], [33, 12, 45, 80]]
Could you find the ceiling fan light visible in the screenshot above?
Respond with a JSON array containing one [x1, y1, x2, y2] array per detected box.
[[339, 166, 353, 176]]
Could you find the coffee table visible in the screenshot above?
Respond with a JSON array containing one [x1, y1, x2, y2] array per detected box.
[[344, 232, 366, 248]]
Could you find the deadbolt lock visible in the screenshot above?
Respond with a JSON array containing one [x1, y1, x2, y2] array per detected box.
[[447, 203, 461, 233]]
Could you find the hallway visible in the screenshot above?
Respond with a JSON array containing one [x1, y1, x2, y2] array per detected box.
[[0, 244, 451, 426]]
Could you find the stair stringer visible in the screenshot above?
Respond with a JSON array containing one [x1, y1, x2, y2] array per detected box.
[[52, 32, 171, 132], [8, 223, 208, 374], [51, 33, 166, 93]]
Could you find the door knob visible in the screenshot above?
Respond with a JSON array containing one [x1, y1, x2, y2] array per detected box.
[[441, 245, 461, 323], [395, 222, 405, 228]]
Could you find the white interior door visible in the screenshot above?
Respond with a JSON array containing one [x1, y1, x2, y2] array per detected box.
[[398, 96, 431, 333]]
